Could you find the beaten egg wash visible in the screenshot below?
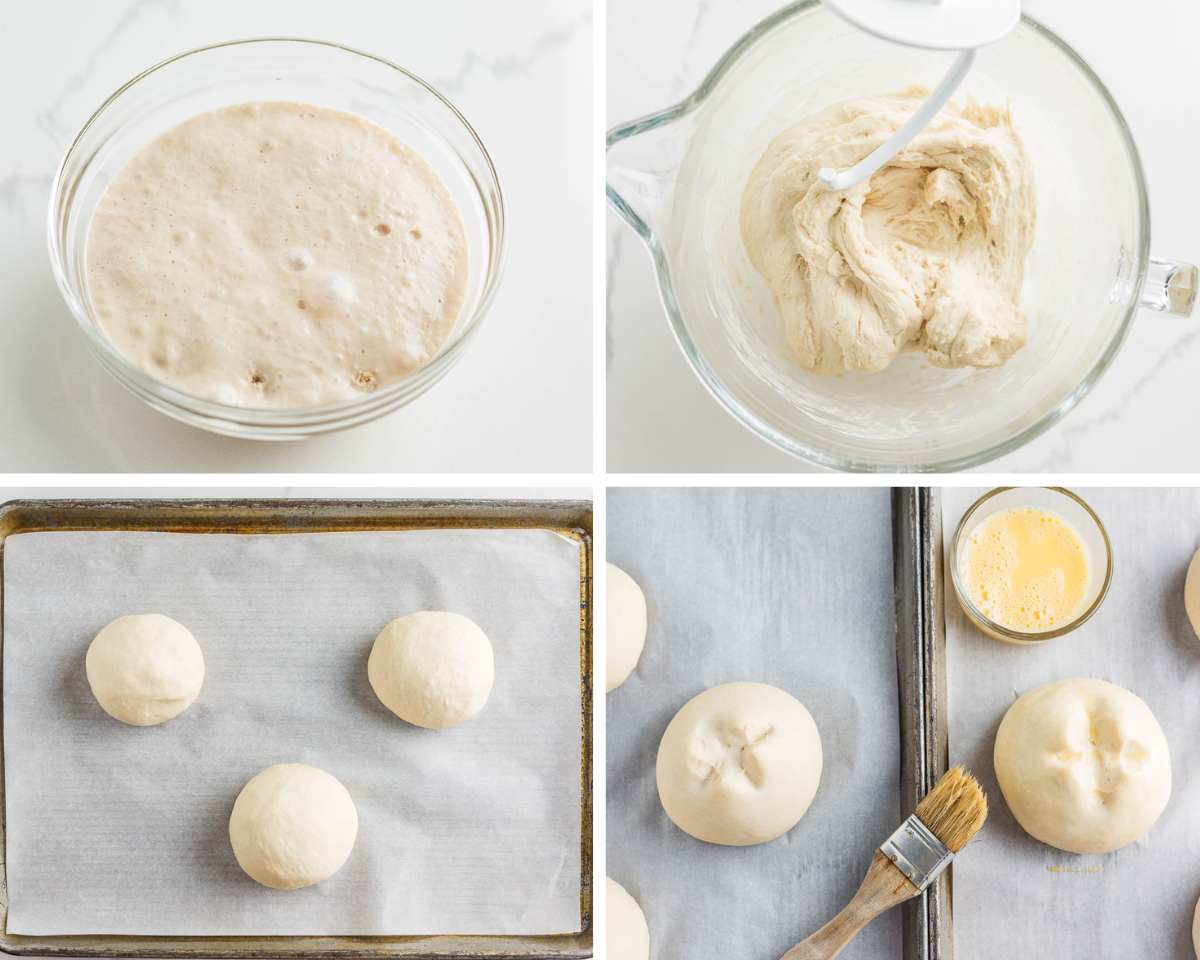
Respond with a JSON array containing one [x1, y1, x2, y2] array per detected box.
[[961, 507, 1090, 633]]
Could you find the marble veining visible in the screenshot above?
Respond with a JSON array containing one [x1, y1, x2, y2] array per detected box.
[[37, 0, 184, 144], [434, 12, 591, 96]]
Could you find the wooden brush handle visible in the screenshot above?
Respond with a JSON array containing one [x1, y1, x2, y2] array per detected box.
[[779, 850, 921, 960]]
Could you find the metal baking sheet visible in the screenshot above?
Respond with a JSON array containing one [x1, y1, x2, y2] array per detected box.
[[0, 499, 592, 960], [941, 487, 1200, 959], [891, 488, 950, 960], [606, 487, 903, 960]]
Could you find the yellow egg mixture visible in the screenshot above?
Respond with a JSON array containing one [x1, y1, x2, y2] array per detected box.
[[961, 506, 1090, 632]]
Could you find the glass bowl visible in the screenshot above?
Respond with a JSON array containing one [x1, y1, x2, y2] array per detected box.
[[607, 3, 1196, 471], [48, 38, 505, 440], [949, 487, 1113, 644]]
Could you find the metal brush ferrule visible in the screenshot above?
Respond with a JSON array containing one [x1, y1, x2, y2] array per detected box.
[[879, 814, 953, 891]]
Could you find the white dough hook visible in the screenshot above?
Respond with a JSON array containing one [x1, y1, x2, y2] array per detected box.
[[818, 0, 1021, 192]]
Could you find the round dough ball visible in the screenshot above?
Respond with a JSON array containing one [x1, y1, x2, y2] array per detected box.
[[85, 614, 205, 725], [994, 678, 1171, 854], [229, 763, 358, 890], [607, 563, 646, 692], [607, 877, 649, 960], [656, 681, 822, 846], [1185, 548, 1200, 641], [1192, 895, 1200, 958], [368, 611, 494, 729]]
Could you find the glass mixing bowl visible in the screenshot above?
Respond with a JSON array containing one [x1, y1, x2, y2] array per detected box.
[[607, 3, 1195, 472], [49, 38, 505, 440]]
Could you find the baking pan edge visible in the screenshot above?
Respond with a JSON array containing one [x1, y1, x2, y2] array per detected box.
[[892, 488, 950, 960], [0, 498, 593, 960]]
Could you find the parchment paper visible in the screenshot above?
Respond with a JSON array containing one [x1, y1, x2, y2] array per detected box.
[[943, 488, 1200, 959], [2, 528, 583, 937], [607, 488, 902, 960]]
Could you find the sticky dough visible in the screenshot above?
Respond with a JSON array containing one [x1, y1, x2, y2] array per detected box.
[[993, 678, 1171, 854], [740, 89, 1036, 374]]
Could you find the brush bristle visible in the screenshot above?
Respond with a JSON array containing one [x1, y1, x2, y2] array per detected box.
[[914, 766, 988, 853]]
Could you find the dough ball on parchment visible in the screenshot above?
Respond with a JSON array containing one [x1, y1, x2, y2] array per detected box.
[[368, 611, 494, 729], [85, 614, 205, 725], [656, 681, 823, 846], [1185, 548, 1200, 640], [607, 877, 649, 960], [994, 678, 1171, 854], [229, 763, 358, 890], [606, 562, 647, 692]]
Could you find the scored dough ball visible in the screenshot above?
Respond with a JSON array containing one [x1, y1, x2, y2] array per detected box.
[[607, 563, 647, 692], [229, 763, 358, 890], [607, 877, 649, 960], [1185, 548, 1200, 640], [85, 614, 205, 725], [994, 678, 1171, 854], [656, 681, 822, 846], [368, 611, 494, 729]]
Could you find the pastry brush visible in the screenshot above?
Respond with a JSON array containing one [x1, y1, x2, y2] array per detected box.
[[779, 766, 988, 960]]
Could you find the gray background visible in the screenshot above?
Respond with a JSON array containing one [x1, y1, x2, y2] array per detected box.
[[3, 527, 582, 936], [945, 488, 1200, 958], [607, 487, 901, 960]]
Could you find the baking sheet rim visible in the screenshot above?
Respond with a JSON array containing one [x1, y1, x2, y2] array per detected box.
[[0, 497, 593, 960]]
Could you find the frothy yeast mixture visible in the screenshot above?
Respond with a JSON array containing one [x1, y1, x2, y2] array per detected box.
[[961, 506, 1090, 633], [741, 89, 1035, 375], [86, 102, 468, 408]]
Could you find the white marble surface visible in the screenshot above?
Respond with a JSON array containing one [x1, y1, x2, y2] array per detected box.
[[607, 0, 1200, 473], [0, 0, 591, 473]]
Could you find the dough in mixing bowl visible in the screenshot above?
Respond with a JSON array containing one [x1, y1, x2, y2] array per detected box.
[[656, 681, 822, 846], [993, 678, 1171, 854], [607, 877, 650, 960], [229, 763, 358, 890], [1185, 548, 1200, 640], [740, 88, 1035, 374], [368, 611, 494, 728], [85, 614, 205, 725], [607, 562, 647, 692]]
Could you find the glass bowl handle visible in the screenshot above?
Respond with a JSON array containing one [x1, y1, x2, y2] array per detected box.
[[606, 105, 688, 244], [1141, 256, 1197, 316]]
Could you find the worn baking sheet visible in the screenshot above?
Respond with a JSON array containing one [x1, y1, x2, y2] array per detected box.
[[0, 499, 592, 960], [942, 488, 1200, 959], [891, 488, 949, 960], [607, 487, 902, 960]]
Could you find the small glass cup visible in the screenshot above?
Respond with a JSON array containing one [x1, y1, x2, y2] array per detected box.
[[48, 38, 506, 440], [949, 487, 1113, 644]]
